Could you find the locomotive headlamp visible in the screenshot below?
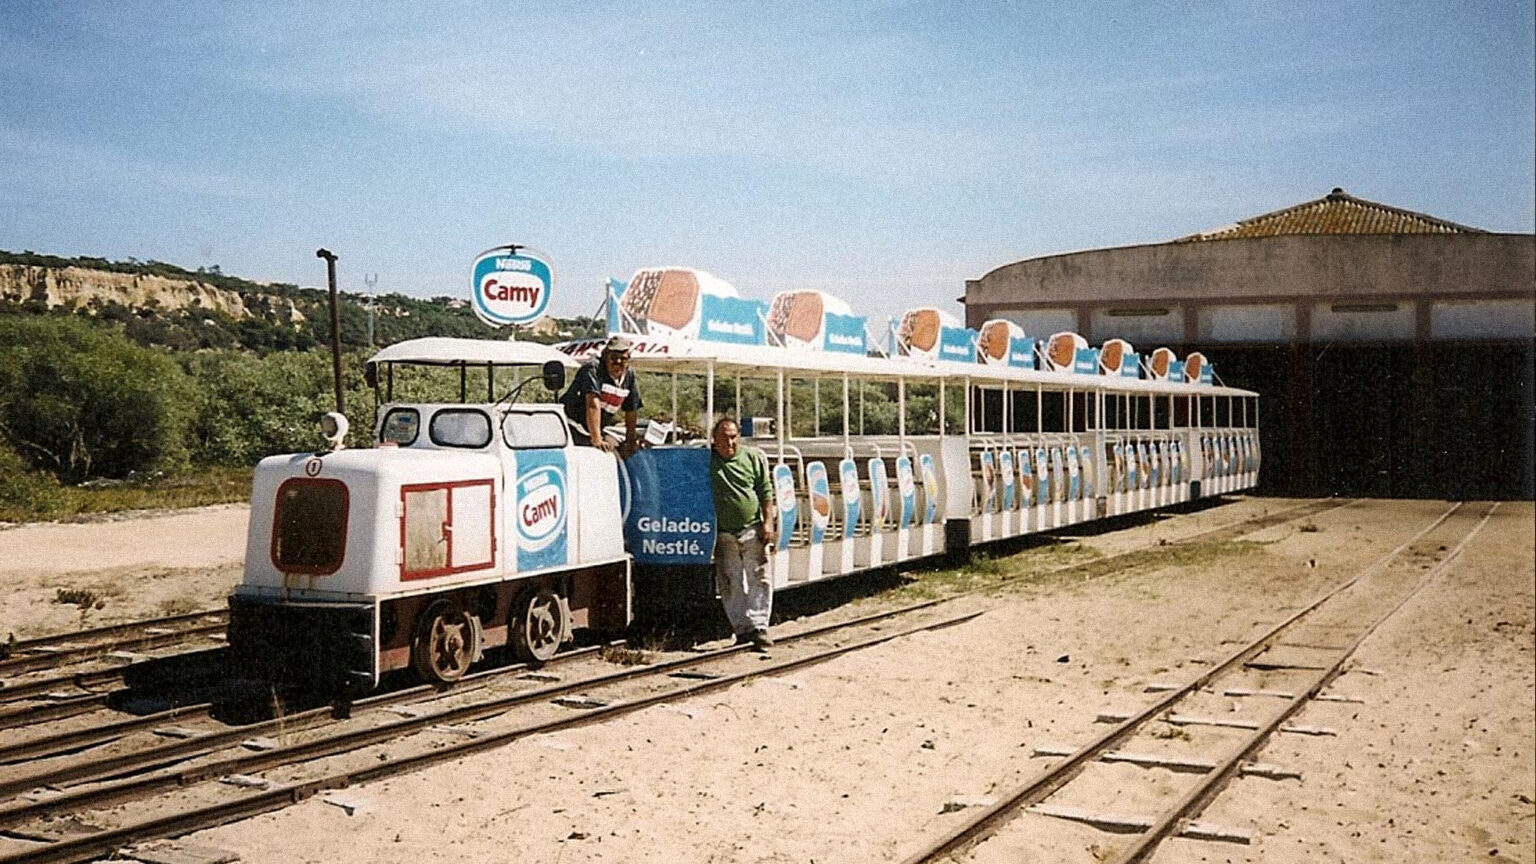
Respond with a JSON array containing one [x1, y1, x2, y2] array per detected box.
[[320, 411, 350, 450]]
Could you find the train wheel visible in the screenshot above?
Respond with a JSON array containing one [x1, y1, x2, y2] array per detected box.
[[512, 587, 568, 663], [412, 601, 476, 683]]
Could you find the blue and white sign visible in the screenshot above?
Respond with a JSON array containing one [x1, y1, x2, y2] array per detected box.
[[471, 246, 553, 327], [1018, 449, 1035, 504], [895, 456, 916, 529], [806, 461, 831, 545], [1073, 347, 1100, 375], [1122, 353, 1142, 379], [514, 449, 568, 571], [868, 458, 889, 529], [999, 450, 1015, 510], [840, 459, 861, 539], [1035, 447, 1050, 504], [919, 454, 939, 524], [622, 448, 715, 565], [823, 313, 868, 355], [1009, 337, 1037, 369], [1168, 360, 1186, 382], [773, 463, 797, 552], [938, 326, 977, 363], [979, 450, 996, 513], [700, 294, 769, 345], [605, 277, 627, 333], [1079, 445, 1095, 498]]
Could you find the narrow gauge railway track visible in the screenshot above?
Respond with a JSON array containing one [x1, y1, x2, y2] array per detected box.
[[897, 500, 1496, 864], [0, 605, 984, 864], [0, 496, 1341, 742], [0, 497, 1342, 864], [0, 496, 1341, 764], [0, 611, 227, 679]]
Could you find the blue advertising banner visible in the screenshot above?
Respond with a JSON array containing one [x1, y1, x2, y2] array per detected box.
[[471, 246, 554, 327], [773, 463, 797, 552], [867, 458, 889, 530], [621, 448, 714, 565], [839, 459, 860, 539], [699, 294, 767, 345], [1122, 352, 1141, 378], [895, 456, 915, 528], [1168, 360, 1185, 382], [605, 277, 626, 333], [513, 448, 569, 571], [1009, 337, 1036, 369], [1073, 347, 1100, 375], [1200, 362, 1215, 385], [805, 461, 831, 544], [938, 326, 977, 363], [823, 313, 867, 354]]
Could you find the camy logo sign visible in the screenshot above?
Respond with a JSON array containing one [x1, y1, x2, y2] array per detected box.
[[517, 467, 567, 552], [471, 245, 553, 327]]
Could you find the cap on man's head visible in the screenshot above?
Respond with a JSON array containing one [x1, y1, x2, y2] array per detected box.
[[603, 334, 635, 354]]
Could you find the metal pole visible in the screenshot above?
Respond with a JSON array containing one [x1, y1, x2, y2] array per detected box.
[[316, 248, 344, 414]]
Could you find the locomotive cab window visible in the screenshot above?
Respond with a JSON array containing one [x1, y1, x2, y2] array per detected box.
[[271, 478, 348, 575], [502, 410, 568, 449], [429, 409, 492, 448], [380, 408, 420, 445]]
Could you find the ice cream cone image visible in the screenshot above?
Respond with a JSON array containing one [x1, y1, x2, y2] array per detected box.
[[1100, 338, 1131, 375], [1149, 347, 1175, 380], [1184, 352, 1205, 383], [767, 291, 826, 347], [1046, 332, 1086, 371]]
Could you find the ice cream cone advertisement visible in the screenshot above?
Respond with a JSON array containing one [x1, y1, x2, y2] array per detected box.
[[976, 319, 1035, 369], [805, 461, 831, 545], [895, 455, 915, 559], [1018, 448, 1035, 508], [895, 456, 916, 530], [867, 458, 889, 530], [1147, 347, 1175, 380], [766, 290, 866, 354], [839, 459, 860, 540], [1045, 332, 1088, 372], [1035, 447, 1050, 506], [1078, 445, 1095, 500], [1066, 445, 1081, 500], [999, 449, 1015, 510], [919, 454, 939, 524], [614, 267, 766, 344], [979, 450, 996, 513], [1184, 352, 1209, 384], [894, 307, 974, 363], [772, 463, 797, 554], [1099, 338, 1132, 376], [470, 245, 554, 326]]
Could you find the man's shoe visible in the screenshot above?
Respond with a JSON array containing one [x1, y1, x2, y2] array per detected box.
[[751, 629, 774, 650]]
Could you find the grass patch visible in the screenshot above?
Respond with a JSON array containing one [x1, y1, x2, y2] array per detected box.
[[0, 465, 252, 523], [599, 644, 655, 666]]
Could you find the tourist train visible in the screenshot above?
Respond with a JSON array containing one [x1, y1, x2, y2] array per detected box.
[[226, 267, 1259, 692]]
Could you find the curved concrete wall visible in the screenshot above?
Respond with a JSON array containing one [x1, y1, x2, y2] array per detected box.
[[965, 233, 1535, 345]]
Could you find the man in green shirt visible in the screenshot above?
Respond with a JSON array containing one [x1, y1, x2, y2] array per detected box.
[[709, 417, 777, 650]]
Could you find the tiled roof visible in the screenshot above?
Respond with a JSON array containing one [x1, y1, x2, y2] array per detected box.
[[1176, 188, 1484, 242]]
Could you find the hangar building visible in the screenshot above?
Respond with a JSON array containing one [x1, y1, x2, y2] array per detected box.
[[963, 188, 1534, 499]]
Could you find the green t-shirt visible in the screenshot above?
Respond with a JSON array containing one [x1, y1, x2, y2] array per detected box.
[[710, 446, 773, 534]]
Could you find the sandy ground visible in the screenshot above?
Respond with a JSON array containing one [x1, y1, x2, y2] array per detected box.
[[3, 497, 1532, 862]]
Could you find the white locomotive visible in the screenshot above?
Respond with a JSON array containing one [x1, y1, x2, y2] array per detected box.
[[227, 338, 632, 691]]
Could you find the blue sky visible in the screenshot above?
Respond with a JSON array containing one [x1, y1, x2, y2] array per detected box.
[[2, 1, 1532, 326]]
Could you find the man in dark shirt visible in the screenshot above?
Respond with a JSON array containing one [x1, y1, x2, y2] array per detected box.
[[561, 334, 642, 456], [709, 416, 776, 650]]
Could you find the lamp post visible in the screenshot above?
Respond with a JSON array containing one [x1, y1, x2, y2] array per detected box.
[[316, 248, 345, 414]]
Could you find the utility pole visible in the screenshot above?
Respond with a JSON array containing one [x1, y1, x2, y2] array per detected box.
[[363, 272, 378, 348], [316, 248, 345, 414]]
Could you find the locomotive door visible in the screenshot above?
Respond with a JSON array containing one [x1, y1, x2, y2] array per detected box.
[[400, 479, 496, 581]]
